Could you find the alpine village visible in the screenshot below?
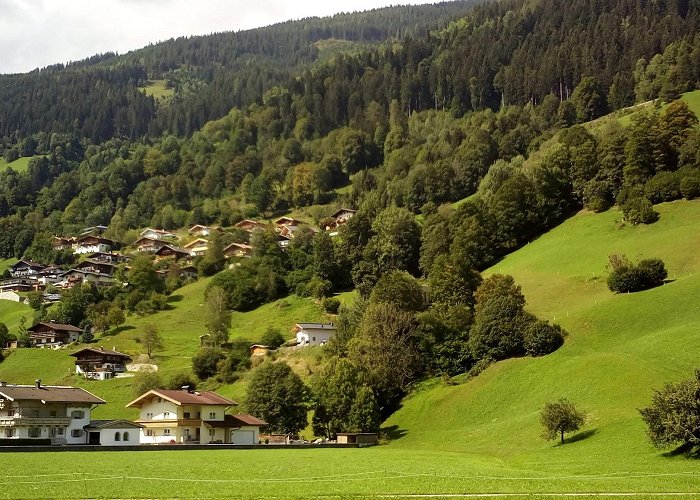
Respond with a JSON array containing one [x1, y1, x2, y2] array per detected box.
[[0, 0, 699, 497]]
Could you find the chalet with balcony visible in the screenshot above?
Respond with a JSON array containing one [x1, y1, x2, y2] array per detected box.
[[223, 242, 253, 259], [58, 269, 116, 289], [73, 236, 116, 255], [140, 228, 178, 241], [0, 380, 105, 444], [183, 238, 209, 257], [154, 244, 191, 261], [234, 219, 267, 232], [188, 225, 220, 237], [74, 259, 117, 276], [70, 347, 131, 380], [9, 260, 46, 279], [28, 322, 82, 348], [52, 236, 76, 251], [294, 322, 337, 347], [133, 236, 166, 253], [127, 388, 267, 445], [86, 252, 130, 264], [331, 208, 356, 226]]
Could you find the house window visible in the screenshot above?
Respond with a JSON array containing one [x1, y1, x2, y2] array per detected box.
[[28, 427, 41, 438], [5, 429, 14, 438], [164, 412, 171, 419], [71, 429, 83, 438], [209, 429, 215, 437], [71, 410, 85, 419], [57, 428, 64, 435], [209, 412, 216, 419], [146, 430, 154, 437], [312, 337, 316, 342], [32, 409, 40, 417], [146, 412, 153, 420], [163, 429, 170, 436], [6, 410, 13, 417], [183, 412, 190, 419], [115, 432, 121, 441], [184, 429, 190, 436], [50, 410, 57, 417], [123, 432, 129, 441]]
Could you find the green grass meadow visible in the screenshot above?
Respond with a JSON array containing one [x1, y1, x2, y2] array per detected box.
[[2, 202, 700, 497]]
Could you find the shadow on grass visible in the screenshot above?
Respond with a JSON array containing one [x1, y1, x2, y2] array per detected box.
[[381, 424, 408, 441], [167, 294, 184, 303], [102, 325, 136, 337], [662, 442, 700, 459], [562, 428, 598, 445]]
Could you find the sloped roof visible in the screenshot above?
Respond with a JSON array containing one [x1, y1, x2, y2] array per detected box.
[[295, 323, 337, 330], [70, 347, 131, 359], [183, 238, 210, 249], [84, 419, 144, 429], [154, 244, 190, 256], [28, 322, 82, 333], [0, 385, 105, 404], [203, 414, 268, 428], [126, 389, 236, 408], [331, 208, 357, 218]]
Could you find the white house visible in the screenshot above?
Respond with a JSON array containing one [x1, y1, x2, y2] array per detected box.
[[0, 381, 105, 444], [294, 322, 337, 347], [72, 236, 115, 255], [140, 228, 177, 240], [83, 419, 143, 445], [126, 388, 267, 445], [183, 238, 210, 257]]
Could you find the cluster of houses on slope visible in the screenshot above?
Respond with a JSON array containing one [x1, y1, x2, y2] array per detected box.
[[0, 381, 267, 446]]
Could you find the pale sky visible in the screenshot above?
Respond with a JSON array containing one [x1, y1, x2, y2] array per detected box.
[[0, 0, 438, 74]]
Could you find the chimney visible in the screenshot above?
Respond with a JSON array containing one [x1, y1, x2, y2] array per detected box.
[[99, 346, 104, 351], [0, 381, 6, 387], [182, 385, 194, 394], [35, 379, 41, 389]]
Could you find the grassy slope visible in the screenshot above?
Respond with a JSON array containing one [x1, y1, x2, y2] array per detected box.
[[0, 275, 330, 418], [0, 155, 38, 173], [138, 79, 174, 100], [384, 199, 700, 475]]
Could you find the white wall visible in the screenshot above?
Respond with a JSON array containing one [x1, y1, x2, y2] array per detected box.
[[139, 399, 179, 420], [97, 427, 140, 446], [66, 405, 92, 444], [231, 426, 259, 444], [296, 328, 334, 346]]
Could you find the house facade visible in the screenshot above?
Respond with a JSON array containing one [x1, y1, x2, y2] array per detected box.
[[223, 242, 253, 259], [0, 381, 105, 444], [140, 228, 177, 241], [71, 347, 131, 380], [28, 322, 82, 348], [294, 322, 337, 346], [126, 388, 266, 445], [84, 419, 142, 445], [73, 236, 115, 255], [183, 238, 210, 257], [331, 208, 356, 226], [9, 260, 46, 278], [234, 219, 268, 232], [154, 244, 191, 261]]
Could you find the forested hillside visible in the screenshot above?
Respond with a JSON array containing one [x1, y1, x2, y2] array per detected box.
[[0, 1, 478, 142]]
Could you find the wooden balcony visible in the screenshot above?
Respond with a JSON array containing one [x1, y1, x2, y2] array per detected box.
[[0, 417, 71, 426]]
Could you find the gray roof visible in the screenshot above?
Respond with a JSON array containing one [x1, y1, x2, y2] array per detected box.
[[296, 323, 337, 330], [0, 385, 105, 404], [84, 419, 143, 429]]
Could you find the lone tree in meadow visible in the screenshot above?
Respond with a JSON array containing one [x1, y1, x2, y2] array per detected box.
[[639, 370, 700, 453], [540, 398, 587, 444], [139, 323, 164, 359]]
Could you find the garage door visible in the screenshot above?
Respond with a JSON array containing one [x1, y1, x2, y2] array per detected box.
[[231, 430, 255, 444]]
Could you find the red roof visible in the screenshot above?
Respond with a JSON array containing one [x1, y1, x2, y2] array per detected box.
[[203, 414, 268, 428], [0, 384, 105, 404], [28, 322, 82, 333], [126, 389, 236, 408]]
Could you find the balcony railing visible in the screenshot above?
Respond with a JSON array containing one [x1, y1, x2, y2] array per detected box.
[[0, 417, 72, 426]]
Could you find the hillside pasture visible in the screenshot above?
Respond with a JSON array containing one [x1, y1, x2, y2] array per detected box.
[[0, 155, 40, 173]]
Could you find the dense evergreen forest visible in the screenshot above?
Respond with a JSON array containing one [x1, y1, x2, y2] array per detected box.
[[0, 1, 478, 142], [3, 0, 700, 430]]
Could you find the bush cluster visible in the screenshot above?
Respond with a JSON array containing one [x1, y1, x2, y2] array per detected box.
[[607, 255, 667, 293]]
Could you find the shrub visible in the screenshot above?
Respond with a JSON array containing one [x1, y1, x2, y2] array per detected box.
[[524, 321, 566, 356], [261, 327, 286, 349], [191, 348, 226, 380], [679, 175, 700, 199], [620, 196, 659, 225], [322, 297, 341, 314], [166, 371, 197, 391], [644, 171, 680, 203], [607, 255, 667, 293], [306, 276, 333, 299]]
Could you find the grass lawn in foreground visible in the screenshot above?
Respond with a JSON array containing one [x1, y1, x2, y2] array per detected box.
[[0, 447, 697, 499]]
